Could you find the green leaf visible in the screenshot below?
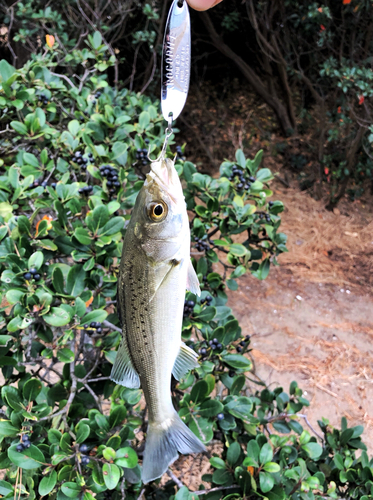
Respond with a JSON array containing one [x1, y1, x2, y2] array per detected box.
[[57, 348, 75, 363], [92, 31, 102, 49], [235, 149, 245, 168], [259, 443, 273, 464], [0, 420, 19, 437], [74, 227, 92, 246], [102, 463, 120, 490], [52, 267, 65, 294], [259, 471, 274, 493], [0, 60, 16, 82], [138, 111, 150, 129], [23, 378, 42, 401], [28, 251, 44, 270], [1, 386, 23, 411], [80, 310, 108, 326], [0, 480, 13, 496], [43, 307, 71, 326], [115, 447, 138, 468], [61, 482, 82, 498], [68, 120, 80, 136], [66, 265, 86, 297], [210, 456, 226, 469], [222, 354, 252, 370], [0, 202, 13, 220], [198, 400, 224, 418], [302, 442, 322, 459], [38, 470, 57, 496], [227, 441, 241, 467], [263, 462, 280, 473], [8, 444, 45, 469], [76, 422, 90, 444], [10, 121, 28, 135], [229, 243, 248, 257], [191, 380, 208, 403], [99, 217, 124, 236]]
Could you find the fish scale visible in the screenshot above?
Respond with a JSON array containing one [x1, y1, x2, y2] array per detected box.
[[111, 157, 205, 483]]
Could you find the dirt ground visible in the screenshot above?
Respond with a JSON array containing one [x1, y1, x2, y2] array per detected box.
[[228, 180, 373, 451]]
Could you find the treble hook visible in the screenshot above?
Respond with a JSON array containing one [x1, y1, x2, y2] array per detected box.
[[150, 113, 174, 163]]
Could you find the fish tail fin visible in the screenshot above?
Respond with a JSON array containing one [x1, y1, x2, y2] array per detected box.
[[141, 412, 206, 484]]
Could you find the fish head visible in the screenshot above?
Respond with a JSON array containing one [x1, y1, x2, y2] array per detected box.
[[130, 157, 189, 261]]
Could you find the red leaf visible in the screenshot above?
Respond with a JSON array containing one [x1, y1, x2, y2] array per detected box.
[[320, 24, 326, 31], [337, 106, 341, 113], [343, 0, 351, 4], [358, 95, 364, 105]]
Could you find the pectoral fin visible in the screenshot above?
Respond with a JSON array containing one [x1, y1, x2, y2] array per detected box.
[[111, 334, 140, 389], [186, 261, 201, 296], [172, 342, 199, 381]]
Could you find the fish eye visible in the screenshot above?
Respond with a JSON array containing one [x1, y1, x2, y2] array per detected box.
[[147, 201, 168, 222]]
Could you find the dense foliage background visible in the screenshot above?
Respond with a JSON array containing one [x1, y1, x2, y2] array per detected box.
[[0, 2, 372, 500]]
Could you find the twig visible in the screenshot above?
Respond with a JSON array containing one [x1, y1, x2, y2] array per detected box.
[[297, 414, 324, 441], [50, 71, 76, 89], [103, 320, 122, 333], [193, 485, 239, 496], [167, 468, 184, 489], [136, 487, 146, 500]]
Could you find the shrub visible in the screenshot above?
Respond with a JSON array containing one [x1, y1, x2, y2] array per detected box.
[[0, 34, 371, 500]]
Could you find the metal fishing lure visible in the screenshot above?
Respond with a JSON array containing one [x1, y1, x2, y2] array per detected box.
[[159, 0, 191, 156]]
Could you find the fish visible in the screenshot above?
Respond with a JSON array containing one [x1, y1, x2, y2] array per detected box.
[[111, 157, 205, 483]]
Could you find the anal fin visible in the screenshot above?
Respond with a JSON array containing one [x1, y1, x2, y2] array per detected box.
[[110, 334, 140, 389], [186, 260, 201, 296], [172, 342, 199, 381]]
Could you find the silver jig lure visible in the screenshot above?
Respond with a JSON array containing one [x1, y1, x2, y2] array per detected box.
[[157, 0, 191, 158]]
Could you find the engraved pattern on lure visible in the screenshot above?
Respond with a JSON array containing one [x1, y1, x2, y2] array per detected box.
[[161, 0, 191, 122]]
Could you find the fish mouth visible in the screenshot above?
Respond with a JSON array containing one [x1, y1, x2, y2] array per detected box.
[[147, 158, 183, 204]]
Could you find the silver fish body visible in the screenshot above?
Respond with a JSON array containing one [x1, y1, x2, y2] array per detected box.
[[111, 158, 204, 483]]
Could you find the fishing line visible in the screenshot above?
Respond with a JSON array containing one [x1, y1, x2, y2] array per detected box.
[[152, 0, 191, 162]]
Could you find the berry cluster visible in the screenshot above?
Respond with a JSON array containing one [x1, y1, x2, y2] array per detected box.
[[94, 90, 102, 99], [228, 166, 255, 191], [208, 337, 223, 351], [201, 295, 213, 306], [176, 145, 186, 161], [38, 94, 48, 106], [83, 322, 103, 335], [78, 185, 94, 196], [183, 300, 195, 318], [258, 213, 271, 223], [194, 236, 210, 252], [24, 268, 41, 281], [99, 165, 121, 195], [72, 151, 93, 170], [135, 148, 149, 166], [79, 443, 90, 465], [16, 434, 31, 452], [236, 334, 251, 353]]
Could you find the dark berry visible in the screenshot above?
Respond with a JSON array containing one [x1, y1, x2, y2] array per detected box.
[[114, 181, 121, 187], [206, 295, 212, 302], [240, 340, 246, 347], [79, 444, 89, 453], [51, 183, 56, 189], [245, 335, 251, 340], [23, 441, 31, 449], [83, 157, 88, 163], [200, 348, 207, 355], [96, 322, 101, 328], [187, 301, 195, 307], [16, 443, 24, 452], [269, 201, 274, 208], [90, 322, 96, 328], [81, 456, 90, 465], [24, 272, 32, 280], [229, 370, 235, 377], [84, 324, 88, 329], [33, 274, 41, 281], [237, 183, 243, 189], [217, 413, 224, 420], [41, 181, 47, 187], [96, 327, 102, 333], [78, 188, 84, 194], [217, 343, 223, 350], [211, 344, 217, 350], [29, 268, 37, 275], [75, 151, 82, 157], [107, 181, 112, 187], [249, 176, 255, 182], [213, 338, 218, 344], [236, 346, 242, 352]]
